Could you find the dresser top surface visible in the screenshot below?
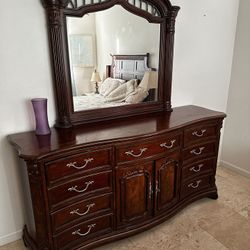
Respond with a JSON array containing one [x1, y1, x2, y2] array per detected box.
[[8, 105, 225, 160]]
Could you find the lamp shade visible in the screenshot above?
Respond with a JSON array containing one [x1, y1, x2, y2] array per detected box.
[[91, 70, 101, 82], [139, 71, 158, 90]]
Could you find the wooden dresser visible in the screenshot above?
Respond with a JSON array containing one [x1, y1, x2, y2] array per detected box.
[[8, 105, 225, 250]]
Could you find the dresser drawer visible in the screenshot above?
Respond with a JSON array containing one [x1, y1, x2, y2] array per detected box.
[[48, 171, 112, 208], [117, 134, 181, 163], [53, 214, 113, 250], [182, 158, 216, 180], [184, 123, 217, 146], [183, 141, 217, 162], [46, 149, 111, 183], [181, 175, 214, 199], [51, 194, 113, 232]]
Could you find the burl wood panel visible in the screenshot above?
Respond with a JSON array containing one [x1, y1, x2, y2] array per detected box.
[[155, 153, 179, 212], [116, 162, 153, 227]]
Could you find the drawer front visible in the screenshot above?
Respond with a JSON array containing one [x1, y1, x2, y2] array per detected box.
[[53, 214, 113, 250], [182, 158, 216, 180], [48, 171, 112, 208], [183, 142, 217, 162], [51, 194, 113, 232], [184, 124, 217, 146], [46, 149, 111, 183], [117, 134, 181, 163], [181, 175, 214, 199]]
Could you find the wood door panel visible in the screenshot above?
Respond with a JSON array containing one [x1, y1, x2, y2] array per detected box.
[[155, 154, 179, 212], [116, 162, 153, 227]]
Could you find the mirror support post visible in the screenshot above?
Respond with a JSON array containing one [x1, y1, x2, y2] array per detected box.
[[42, 0, 73, 128], [164, 6, 180, 112]]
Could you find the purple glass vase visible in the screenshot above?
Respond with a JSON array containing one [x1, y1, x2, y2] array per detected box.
[[31, 98, 51, 135]]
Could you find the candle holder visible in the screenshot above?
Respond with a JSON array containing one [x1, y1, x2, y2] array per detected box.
[[31, 98, 51, 135]]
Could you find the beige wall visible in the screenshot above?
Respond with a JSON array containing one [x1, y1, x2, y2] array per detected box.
[[220, 0, 250, 177], [0, 0, 240, 246], [171, 0, 239, 112]]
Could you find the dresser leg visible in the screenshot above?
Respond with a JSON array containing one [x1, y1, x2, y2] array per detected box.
[[23, 225, 38, 250], [207, 192, 218, 200]]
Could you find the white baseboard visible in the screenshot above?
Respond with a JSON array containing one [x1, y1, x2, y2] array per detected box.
[[0, 230, 22, 246], [220, 160, 250, 178]]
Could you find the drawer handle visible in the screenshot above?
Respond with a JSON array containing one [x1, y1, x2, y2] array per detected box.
[[125, 148, 147, 158], [192, 129, 207, 137], [70, 203, 95, 216], [160, 139, 176, 149], [68, 181, 94, 193], [190, 147, 205, 156], [72, 223, 96, 237], [66, 158, 94, 170], [188, 180, 202, 189], [189, 164, 204, 173]]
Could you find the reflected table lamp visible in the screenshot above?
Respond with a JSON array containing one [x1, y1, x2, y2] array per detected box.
[[91, 70, 101, 94]]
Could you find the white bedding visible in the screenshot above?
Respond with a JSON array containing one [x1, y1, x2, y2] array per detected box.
[[73, 93, 127, 112], [73, 77, 149, 112]]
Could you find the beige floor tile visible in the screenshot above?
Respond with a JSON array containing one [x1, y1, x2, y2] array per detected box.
[[199, 211, 250, 250]]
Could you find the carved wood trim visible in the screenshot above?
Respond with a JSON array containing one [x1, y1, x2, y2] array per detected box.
[[26, 162, 51, 249]]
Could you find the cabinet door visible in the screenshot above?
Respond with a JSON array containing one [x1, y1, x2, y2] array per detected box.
[[155, 157, 179, 213], [116, 162, 153, 227]]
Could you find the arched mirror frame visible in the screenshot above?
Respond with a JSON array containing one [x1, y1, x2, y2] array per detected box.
[[41, 0, 180, 128]]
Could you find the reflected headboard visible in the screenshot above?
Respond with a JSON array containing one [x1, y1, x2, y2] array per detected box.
[[106, 54, 157, 101], [106, 54, 151, 80]]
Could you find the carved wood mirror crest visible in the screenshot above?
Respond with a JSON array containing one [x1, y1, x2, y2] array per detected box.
[[41, 0, 180, 127]]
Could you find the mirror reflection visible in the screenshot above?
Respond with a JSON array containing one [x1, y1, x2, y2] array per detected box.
[[66, 5, 160, 112]]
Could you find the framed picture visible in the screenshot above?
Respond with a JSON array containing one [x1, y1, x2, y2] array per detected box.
[[68, 34, 95, 67]]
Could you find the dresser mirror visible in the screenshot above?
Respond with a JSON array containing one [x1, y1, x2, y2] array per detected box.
[[66, 5, 160, 112], [42, 0, 180, 127]]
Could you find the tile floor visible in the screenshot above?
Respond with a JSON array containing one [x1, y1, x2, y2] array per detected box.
[[1, 166, 250, 250]]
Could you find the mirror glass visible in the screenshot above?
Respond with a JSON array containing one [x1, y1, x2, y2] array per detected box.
[[66, 5, 160, 112]]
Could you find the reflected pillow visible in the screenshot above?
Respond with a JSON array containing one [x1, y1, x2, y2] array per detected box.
[[125, 87, 149, 104], [105, 79, 137, 102], [99, 78, 125, 97]]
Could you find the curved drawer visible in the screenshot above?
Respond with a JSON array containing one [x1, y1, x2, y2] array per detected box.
[[182, 158, 216, 180], [180, 175, 214, 199], [184, 123, 217, 146], [46, 148, 111, 183], [51, 193, 113, 233], [117, 134, 181, 163], [183, 141, 217, 163], [48, 171, 112, 209], [53, 214, 113, 250]]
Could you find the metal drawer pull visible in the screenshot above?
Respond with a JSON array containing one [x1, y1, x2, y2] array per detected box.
[[70, 203, 95, 216], [125, 148, 147, 158], [190, 147, 205, 155], [188, 180, 202, 189], [189, 164, 204, 173], [192, 129, 207, 137], [68, 181, 94, 193], [67, 158, 94, 170], [160, 139, 176, 149], [72, 224, 96, 237]]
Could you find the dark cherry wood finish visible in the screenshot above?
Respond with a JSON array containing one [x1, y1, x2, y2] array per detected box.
[[8, 105, 226, 250], [41, 0, 180, 127]]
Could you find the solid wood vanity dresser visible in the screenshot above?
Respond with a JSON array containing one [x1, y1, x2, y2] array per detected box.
[[8, 105, 226, 250]]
